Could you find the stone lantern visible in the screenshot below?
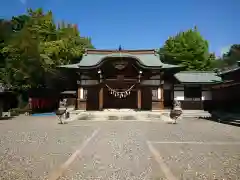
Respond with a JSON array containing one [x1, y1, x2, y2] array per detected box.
[[169, 98, 183, 124]]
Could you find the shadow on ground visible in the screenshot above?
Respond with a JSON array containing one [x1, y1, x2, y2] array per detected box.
[[78, 115, 90, 120], [199, 111, 240, 127], [0, 116, 15, 121]]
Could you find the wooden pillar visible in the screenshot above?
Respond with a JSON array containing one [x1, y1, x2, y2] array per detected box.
[[77, 86, 87, 110], [98, 69, 103, 111], [160, 86, 164, 109], [99, 87, 103, 110], [137, 89, 141, 110], [160, 72, 164, 110], [200, 84, 203, 110], [77, 87, 81, 99], [77, 86, 81, 109], [77, 86, 82, 110], [0, 100, 3, 117]]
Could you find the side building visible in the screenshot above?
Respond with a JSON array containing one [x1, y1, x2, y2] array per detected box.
[[211, 61, 240, 111]]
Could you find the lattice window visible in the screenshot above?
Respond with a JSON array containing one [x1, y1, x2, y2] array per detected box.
[[83, 89, 88, 100], [152, 89, 158, 101]]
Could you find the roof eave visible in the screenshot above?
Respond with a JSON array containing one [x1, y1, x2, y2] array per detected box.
[[57, 64, 80, 69], [179, 81, 222, 85], [162, 64, 184, 69], [218, 67, 240, 75], [78, 61, 183, 70], [77, 64, 163, 70]]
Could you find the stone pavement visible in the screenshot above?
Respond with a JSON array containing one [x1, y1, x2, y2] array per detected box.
[[0, 114, 239, 179]]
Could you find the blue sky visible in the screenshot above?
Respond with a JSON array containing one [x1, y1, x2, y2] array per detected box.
[[1, 0, 239, 56]]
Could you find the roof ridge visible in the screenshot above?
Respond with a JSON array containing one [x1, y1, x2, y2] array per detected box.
[[85, 48, 156, 55]]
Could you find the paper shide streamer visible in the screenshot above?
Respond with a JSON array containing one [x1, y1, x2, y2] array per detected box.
[[105, 84, 135, 98]]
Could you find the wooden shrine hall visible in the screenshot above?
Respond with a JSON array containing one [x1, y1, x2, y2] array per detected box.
[[59, 48, 221, 111]]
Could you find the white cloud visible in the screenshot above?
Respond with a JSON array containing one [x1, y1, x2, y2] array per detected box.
[[19, 0, 27, 4]]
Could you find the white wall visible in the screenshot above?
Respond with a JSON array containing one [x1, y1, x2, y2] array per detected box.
[[174, 91, 184, 100], [173, 90, 212, 101], [201, 91, 212, 100]]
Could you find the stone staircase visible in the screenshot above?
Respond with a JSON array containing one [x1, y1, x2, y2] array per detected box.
[[68, 109, 211, 122], [182, 110, 211, 118], [63, 109, 240, 126]]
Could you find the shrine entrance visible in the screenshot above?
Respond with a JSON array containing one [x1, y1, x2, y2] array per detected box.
[[98, 56, 141, 110], [103, 85, 138, 109]]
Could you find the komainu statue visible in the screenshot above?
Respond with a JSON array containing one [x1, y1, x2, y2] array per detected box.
[[169, 99, 183, 124], [55, 98, 68, 124]]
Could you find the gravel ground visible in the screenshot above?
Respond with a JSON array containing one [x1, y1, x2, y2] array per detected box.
[[0, 115, 95, 180], [0, 114, 239, 179], [60, 122, 165, 180]]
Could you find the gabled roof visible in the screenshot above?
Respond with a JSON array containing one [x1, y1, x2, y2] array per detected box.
[[79, 53, 162, 67], [59, 49, 181, 69], [218, 61, 240, 75], [174, 71, 222, 84]]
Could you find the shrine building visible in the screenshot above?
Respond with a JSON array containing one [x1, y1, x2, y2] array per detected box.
[[59, 48, 222, 111], [211, 61, 240, 111]]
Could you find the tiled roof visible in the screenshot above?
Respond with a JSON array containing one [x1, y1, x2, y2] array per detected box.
[[79, 53, 163, 67], [59, 49, 181, 69], [174, 71, 222, 84]]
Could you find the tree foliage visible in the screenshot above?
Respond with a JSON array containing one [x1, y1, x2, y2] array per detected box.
[[222, 44, 240, 67], [0, 8, 94, 90], [211, 44, 240, 70], [159, 27, 215, 71]]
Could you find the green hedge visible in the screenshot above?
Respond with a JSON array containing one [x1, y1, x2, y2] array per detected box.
[[10, 107, 31, 116]]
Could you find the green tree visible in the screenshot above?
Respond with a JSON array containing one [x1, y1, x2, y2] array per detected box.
[[211, 44, 240, 70], [41, 23, 93, 66], [1, 25, 44, 89], [0, 19, 15, 87], [11, 15, 30, 32], [222, 44, 240, 67], [159, 27, 215, 71], [0, 8, 94, 91]]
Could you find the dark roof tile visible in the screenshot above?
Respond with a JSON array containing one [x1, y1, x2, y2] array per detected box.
[[174, 71, 222, 83]]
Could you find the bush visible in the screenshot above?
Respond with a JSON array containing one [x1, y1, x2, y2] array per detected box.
[[9, 108, 21, 116], [10, 106, 31, 116]]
